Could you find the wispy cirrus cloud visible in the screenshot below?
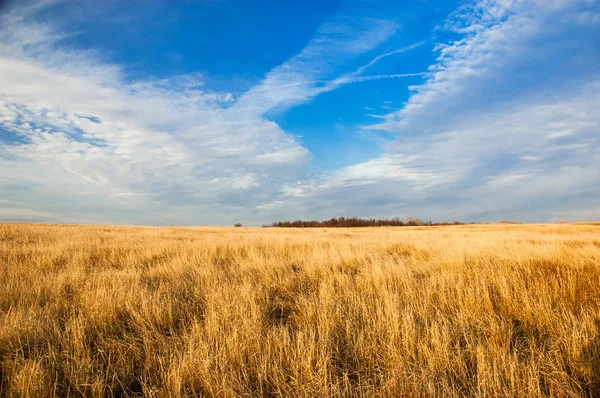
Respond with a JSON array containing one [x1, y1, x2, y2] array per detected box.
[[234, 16, 404, 116]]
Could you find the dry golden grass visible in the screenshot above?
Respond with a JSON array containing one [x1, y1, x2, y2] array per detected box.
[[1, 223, 599, 397]]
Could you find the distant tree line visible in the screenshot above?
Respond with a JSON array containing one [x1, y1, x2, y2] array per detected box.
[[263, 217, 475, 228]]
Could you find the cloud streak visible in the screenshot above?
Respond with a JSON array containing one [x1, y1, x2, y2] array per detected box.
[[234, 16, 402, 116]]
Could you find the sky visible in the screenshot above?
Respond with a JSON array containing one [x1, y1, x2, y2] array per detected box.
[[0, 0, 599, 226]]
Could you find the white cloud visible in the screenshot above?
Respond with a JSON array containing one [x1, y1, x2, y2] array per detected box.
[[0, 207, 62, 222], [234, 17, 402, 116]]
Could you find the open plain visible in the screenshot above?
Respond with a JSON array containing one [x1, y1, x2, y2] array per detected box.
[[1, 223, 599, 397]]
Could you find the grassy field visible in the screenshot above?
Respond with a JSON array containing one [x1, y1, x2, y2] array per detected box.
[[1, 223, 599, 397]]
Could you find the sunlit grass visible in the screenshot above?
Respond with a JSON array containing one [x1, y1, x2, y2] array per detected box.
[[1, 223, 599, 396]]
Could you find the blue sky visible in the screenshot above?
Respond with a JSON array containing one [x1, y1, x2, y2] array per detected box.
[[0, 0, 599, 225]]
